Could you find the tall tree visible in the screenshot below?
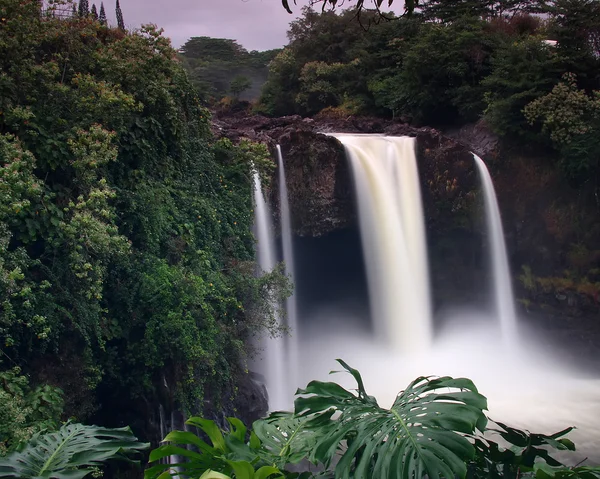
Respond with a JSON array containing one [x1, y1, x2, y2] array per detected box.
[[543, 0, 600, 88], [72, 2, 77, 16], [115, 0, 124, 29], [77, 0, 89, 16], [418, 0, 493, 22], [91, 3, 98, 19], [98, 2, 106, 24]]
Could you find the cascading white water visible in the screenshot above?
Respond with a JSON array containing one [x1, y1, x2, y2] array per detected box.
[[332, 135, 432, 352], [473, 154, 518, 342], [252, 170, 288, 411], [279, 135, 600, 463], [276, 146, 299, 389]]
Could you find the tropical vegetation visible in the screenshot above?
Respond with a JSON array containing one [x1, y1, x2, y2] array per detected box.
[[0, 0, 287, 453], [2, 0, 600, 478], [145, 361, 597, 479], [3, 361, 597, 479], [178, 37, 280, 104]]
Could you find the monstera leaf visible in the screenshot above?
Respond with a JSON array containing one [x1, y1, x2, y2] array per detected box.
[[294, 359, 488, 479], [252, 411, 332, 467], [0, 422, 148, 479]]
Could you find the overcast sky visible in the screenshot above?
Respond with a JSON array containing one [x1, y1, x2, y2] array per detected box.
[[100, 0, 404, 52]]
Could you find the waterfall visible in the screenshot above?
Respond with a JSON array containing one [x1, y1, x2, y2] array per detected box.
[[276, 146, 299, 389], [252, 170, 288, 411], [332, 135, 432, 352], [473, 154, 518, 342], [278, 135, 599, 462]]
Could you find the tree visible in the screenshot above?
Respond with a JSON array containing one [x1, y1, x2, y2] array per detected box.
[[483, 37, 562, 138], [180, 37, 248, 62], [98, 2, 106, 24], [91, 3, 98, 19], [77, 0, 89, 16], [71, 2, 76, 16], [525, 72, 600, 182], [542, 0, 600, 88], [257, 48, 301, 116], [417, 0, 534, 22], [115, 0, 124, 29], [229, 75, 252, 99], [388, 18, 502, 124], [418, 0, 495, 22]]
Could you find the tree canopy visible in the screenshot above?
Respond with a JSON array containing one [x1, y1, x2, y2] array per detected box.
[[264, 0, 600, 182]]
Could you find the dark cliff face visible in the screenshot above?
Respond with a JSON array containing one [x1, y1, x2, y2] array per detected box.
[[214, 113, 479, 238]]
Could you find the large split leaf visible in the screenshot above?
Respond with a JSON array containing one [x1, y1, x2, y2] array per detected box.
[[294, 359, 488, 479], [252, 411, 332, 467], [0, 422, 148, 479]]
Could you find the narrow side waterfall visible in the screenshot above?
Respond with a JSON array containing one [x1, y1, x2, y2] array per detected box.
[[473, 154, 518, 342], [333, 135, 432, 352], [276, 146, 299, 388], [251, 171, 287, 410]]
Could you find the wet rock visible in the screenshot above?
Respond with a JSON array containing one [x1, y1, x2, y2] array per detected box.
[[214, 113, 479, 237]]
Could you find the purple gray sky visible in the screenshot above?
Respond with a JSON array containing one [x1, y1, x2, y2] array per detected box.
[[100, 0, 404, 52]]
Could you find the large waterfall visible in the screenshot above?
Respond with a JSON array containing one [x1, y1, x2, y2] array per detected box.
[[254, 136, 600, 463], [333, 135, 432, 352]]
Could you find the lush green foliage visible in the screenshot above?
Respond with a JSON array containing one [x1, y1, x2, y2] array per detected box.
[[0, 0, 287, 427], [262, 0, 600, 181], [0, 366, 63, 455], [179, 37, 280, 103], [146, 361, 597, 479], [525, 73, 600, 182], [0, 422, 148, 479]]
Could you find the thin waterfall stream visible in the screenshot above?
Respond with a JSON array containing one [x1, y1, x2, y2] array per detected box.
[[277, 146, 299, 390], [251, 170, 288, 411], [473, 154, 518, 342]]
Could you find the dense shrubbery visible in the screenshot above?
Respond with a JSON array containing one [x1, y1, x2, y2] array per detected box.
[[0, 0, 285, 438]]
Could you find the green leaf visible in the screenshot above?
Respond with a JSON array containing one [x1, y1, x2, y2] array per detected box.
[[295, 361, 488, 479], [186, 418, 226, 452], [161, 430, 215, 454], [255, 466, 282, 479], [226, 417, 247, 442], [253, 412, 323, 466], [199, 470, 232, 479], [226, 460, 255, 479], [0, 423, 148, 479]]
